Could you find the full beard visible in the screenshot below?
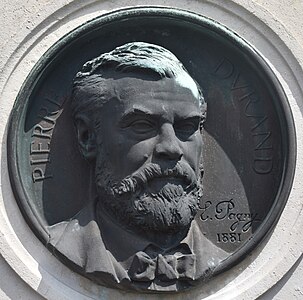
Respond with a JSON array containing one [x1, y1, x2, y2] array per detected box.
[[95, 161, 203, 234]]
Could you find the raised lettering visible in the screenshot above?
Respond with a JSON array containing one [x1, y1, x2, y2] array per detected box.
[[253, 132, 272, 150], [38, 106, 62, 126], [30, 141, 50, 154], [30, 158, 51, 165], [231, 72, 249, 90], [32, 124, 53, 139], [214, 58, 234, 79], [251, 116, 268, 131], [253, 158, 273, 174], [32, 168, 52, 182], [39, 106, 60, 119], [238, 90, 256, 102]]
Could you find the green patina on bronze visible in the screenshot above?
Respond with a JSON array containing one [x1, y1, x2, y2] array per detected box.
[[7, 7, 295, 292]]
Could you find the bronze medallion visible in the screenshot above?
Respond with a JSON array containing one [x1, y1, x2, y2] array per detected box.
[[7, 7, 295, 292]]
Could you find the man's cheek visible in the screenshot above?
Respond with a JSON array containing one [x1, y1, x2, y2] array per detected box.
[[125, 140, 155, 170], [105, 133, 130, 159], [183, 141, 202, 173]]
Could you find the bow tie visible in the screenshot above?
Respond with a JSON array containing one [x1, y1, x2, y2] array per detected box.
[[128, 243, 196, 282]]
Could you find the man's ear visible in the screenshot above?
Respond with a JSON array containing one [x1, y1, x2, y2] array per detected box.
[[74, 115, 97, 160]]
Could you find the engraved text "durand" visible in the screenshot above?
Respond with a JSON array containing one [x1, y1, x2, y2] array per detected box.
[[214, 58, 274, 175]]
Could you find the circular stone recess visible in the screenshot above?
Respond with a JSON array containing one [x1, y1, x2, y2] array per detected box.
[[0, 2, 302, 300]]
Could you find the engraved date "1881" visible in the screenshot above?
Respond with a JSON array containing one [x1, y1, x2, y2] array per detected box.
[[217, 232, 241, 243]]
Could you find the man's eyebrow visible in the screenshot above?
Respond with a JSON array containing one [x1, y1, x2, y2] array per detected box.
[[174, 112, 203, 121], [121, 108, 154, 120]]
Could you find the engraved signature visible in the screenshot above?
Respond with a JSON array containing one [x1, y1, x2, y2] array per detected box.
[[199, 199, 261, 232]]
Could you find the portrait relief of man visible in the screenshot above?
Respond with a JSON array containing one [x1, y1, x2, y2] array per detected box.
[[48, 42, 228, 292]]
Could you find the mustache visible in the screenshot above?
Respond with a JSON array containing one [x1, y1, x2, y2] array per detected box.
[[111, 161, 198, 196]]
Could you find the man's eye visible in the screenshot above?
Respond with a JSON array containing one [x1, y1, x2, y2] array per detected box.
[[174, 121, 198, 134], [129, 120, 155, 134]]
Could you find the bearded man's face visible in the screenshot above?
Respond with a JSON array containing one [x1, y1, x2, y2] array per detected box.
[[93, 76, 204, 234], [96, 160, 203, 233]]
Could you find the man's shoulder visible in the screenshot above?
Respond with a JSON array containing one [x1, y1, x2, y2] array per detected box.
[[48, 217, 83, 246], [48, 201, 100, 267], [189, 220, 229, 271]]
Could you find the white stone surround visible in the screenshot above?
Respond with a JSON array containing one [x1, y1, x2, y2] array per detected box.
[[0, 1, 302, 299]]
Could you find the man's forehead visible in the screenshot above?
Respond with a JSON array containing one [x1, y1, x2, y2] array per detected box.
[[111, 76, 202, 118], [121, 105, 202, 122], [116, 76, 200, 101]]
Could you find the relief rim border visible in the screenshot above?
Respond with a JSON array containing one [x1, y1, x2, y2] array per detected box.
[[6, 5, 297, 285]]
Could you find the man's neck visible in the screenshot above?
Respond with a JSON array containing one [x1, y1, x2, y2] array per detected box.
[[137, 227, 190, 250]]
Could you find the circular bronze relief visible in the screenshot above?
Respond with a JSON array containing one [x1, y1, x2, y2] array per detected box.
[[7, 7, 295, 292]]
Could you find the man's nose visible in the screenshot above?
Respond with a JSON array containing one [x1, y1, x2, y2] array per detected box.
[[154, 123, 183, 161]]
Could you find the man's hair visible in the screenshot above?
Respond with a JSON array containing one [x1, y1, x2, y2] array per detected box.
[[71, 42, 206, 123]]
